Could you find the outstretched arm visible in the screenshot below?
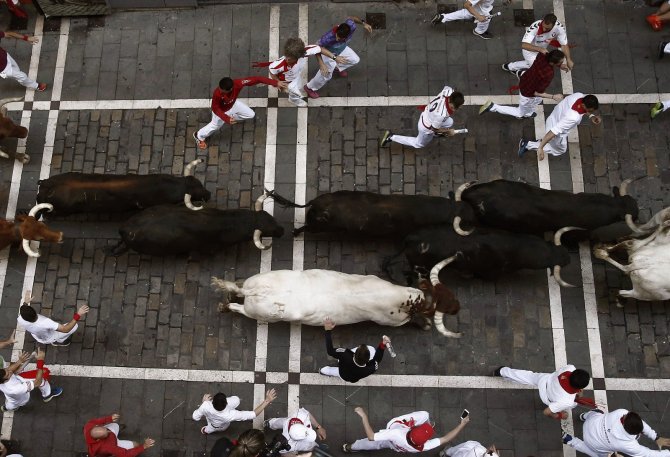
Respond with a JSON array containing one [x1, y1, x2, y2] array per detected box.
[[438, 417, 469, 446], [354, 407, 375, 441]]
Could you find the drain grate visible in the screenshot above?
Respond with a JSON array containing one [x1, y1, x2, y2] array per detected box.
[[33, 0, 110, 18], [365, 13, 386, 30]]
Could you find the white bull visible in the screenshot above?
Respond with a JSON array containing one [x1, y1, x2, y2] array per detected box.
[[211, 269, 462, 337], [594, 217, 670, 301]]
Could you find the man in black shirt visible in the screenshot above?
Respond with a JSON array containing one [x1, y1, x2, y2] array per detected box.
[[319, 317, 391, 383]]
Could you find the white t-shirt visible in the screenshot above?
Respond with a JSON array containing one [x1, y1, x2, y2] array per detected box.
[[0, 374, 34, 404], [522, 19, 568, 49], [17, 315, 60, 344], [537, 364, 579, 413], [547, 92, 586, 137], [421, 86, 455, 131], [584, 409, 670, 457], [467, 0, 494, 16], [446, 441, 489, 457], [269, 45, 321, 82], [192, 395, 256, 430], [374, 411, 441, 453], [281, 408, 317, 453]]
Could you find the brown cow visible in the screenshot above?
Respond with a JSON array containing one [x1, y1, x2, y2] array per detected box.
[[0, 204, 63, 257], [0, 97, 30, 164]]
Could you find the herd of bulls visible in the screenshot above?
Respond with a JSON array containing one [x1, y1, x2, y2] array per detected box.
[[1, 155, 668, 335]]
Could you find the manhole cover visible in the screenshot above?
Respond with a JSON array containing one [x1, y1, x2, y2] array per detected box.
[[513, 9, 535, 27], [365, 13, 386, 30]]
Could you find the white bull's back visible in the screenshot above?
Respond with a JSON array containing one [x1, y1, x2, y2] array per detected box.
[[238, 270, 422, 326], [627, 241, 670, 300]]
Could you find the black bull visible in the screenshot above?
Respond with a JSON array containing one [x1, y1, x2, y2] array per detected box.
[[267, 190, 476, 238], [453, 179, 639, 236], [387, 225, 575, 287], [36, 171, 211, 216], [107, 204, 284, 256]]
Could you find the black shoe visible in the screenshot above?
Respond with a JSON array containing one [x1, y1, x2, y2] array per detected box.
[[493, 366, 504, 377], [479, 100, 494, 115], [501, 63, 513, 73], [659, 41, 668, 59], [52, 336, 72, 347], [514, 70, 525, 79], [380, 130, 393, 147], [518, 139, 529, 157], [473, 29, 493, 40], [431, 13, 443, 26]]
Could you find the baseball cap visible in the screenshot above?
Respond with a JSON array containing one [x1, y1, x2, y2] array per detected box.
[[408, 423, 434, 448], [288, 423, 317, 442]]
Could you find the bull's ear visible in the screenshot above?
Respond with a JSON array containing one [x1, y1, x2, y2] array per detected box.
[[612, 186, 620, 197]]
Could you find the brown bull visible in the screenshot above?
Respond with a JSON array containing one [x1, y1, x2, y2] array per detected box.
[[0, 204, 63, 257], [0, 97, 30, 164]]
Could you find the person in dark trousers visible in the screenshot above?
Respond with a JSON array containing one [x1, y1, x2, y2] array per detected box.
[[319, 317, 390, 383]]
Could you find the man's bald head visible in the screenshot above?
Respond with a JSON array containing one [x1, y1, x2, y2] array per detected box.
[[90, 426, 110, 440]]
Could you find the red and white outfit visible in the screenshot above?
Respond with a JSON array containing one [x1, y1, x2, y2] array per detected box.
[[195, 76, 280, 142], [84, 416, 144, 457], [388, 86, 455, 149], [192, 395, 256, 434], [351, 411, 441, 453], [442, 441, 499, 457], [437, 0, 494, 34], [506, 19, 568, 72], [18, 314, 78, 345], [266, 45, 322, 107], [0, 32, 39, 90], [525, 92, 588, 157], [500, 364, 579, 413], [0, 371, 52, 411], [566, 409, 670, 457], [267, 407, 318, 454]]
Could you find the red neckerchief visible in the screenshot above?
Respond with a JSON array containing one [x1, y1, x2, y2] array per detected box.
[[538, 23, 547, 35], [571, 99, 587, 114], [406, 431, 424, 451], [445, 96, 455, 115], [558, 371, 580, 394], [288, 418, 304, 430]]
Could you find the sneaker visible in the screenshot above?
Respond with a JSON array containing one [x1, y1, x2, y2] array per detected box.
[[514, 70, 525, 79], [342, 444, 356, 453], [380, 130, 393, 147], [193, 131, 207, 150], [201, 426, 208, 435], [294, 98, 308, 108], [431, 13, 443, 26], [651, 102, 664, 119], [1, 405, 7, 413], [659, 41, 668, 59], [647, 14, 662, 31], [263, 419, 270, 429], [473, 29, 493, 40], [518, 139, 529, 157], [523, 112, 538, 119], [303, 84, 319, 99], [492, 366, 504, 377], [562, 432, 573, 445], [335, 68, 348, 78], [52, 336, 72, 347], [36, 83, 47, 92], [43, 386, 63, 402], [479, 100, 494, 115], [501, 63, 513, 73]]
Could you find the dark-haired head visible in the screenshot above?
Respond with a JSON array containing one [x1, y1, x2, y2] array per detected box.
[[336, 23, 351, 40], [354, 345, 370, 366], [219, 77, 234, 92], [213, 393, 228, 411], [449, 91, 465, 110], [583, 95, 599, 111], [569, 369, 590, 389], [623, 412, 643, 435], [19, 304, 37, 323], [543, 13, 557, 27], [547, 49, 565, 65]]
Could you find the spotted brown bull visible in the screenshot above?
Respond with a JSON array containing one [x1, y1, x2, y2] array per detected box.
[[0, 204, 63, 257], [0, 97, 30, 163]]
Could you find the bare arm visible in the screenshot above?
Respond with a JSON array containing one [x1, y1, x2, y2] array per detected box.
[[534, 92, 564, 101], [3, 31, 39, 44], [354, 407, 375, 440], [438, 417, 469, 446], [56, 304, 89, 333], [542, 406, 566, 420], [347, 16, 372, 34], [254, 388, 277, 416], [464, 1, 486, 22], [309, 412, 327, 440], [560, 45, 574, 70], [536, 130, 557, 161]]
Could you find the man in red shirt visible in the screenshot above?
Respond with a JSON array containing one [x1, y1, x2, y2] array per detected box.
[[84, 413, 156, 457], [193, 76, 287, 150], [0, 30, 47, 91], [479, 49, 565, 119]]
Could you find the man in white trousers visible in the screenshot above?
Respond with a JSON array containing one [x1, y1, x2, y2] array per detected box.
[[440, 441, 499, 457], [303, 16, 372, 99], [0, 348, 62, 412], [192, 388, 276, 434], [563, 409, 670, 457], [431, 0, 511, 40], [380, 87, 464, 149], [0, 31, 47, 91], [18, 290, 89, 347], [494, 365, 590, 420], [265, 407, 327, 454], [502, 13, 573, 77], [518, 93, 601, 160], [343, 407, 469, 453]]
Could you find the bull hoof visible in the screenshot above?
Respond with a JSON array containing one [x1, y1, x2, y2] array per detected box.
[[593, 246, 607, 259], [218, 302, 231, 313], [19, 153, 30, 164]]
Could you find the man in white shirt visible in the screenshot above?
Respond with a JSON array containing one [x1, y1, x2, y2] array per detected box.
[[563, 409, 670, 457], [441, 441, 499, 457], [502, 13, 573, 77], [344, 407, 469, 453], [518, 93, 601, 160], [18, 290, 89, 347], [266, 407, 327, 454], [380, 87, 464, 149], [0, 348, 62, 412], [192, 388, 276, 434], [494, 364, 590, 420], [431, 0, 512, 40]]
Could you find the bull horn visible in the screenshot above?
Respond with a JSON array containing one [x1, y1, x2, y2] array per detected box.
[[454, 181, 477, 201], [28, 203, 53, 218], [22, 239, 40, 258], [255, 192, 268, 211], [553, 226, 585, 245], [453, 216, 474, 236], [433, 311, 463, 338], [553, 265, 576, 288], [625, 214, 648, 235], [0, 97, 24, 116], [184, 159, 205, 211], [429, 253, 461, 286]]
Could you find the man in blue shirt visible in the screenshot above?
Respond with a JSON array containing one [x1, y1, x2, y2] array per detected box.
[[304, 16, 372, 98]]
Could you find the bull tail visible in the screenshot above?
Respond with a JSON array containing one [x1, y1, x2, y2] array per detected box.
[[265, 189, 309, 208], [211, 276, 244, 296]]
